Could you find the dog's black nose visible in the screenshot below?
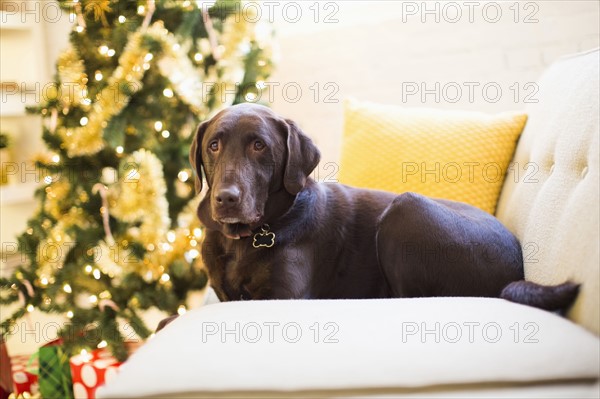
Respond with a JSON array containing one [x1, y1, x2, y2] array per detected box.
[[215, 186, 241, 206]]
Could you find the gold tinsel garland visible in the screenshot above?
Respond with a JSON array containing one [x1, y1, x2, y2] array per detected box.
[[56, 46, 89, 111], [57, 23, 153, 157], [151, 25, 207, 114], [43, 179, 71, 220], [213, 7, 256, 107], [36, 208, 87, 280], [109, 149, 170, 247], [37, 221, 73, 280], [94, 239, 127, 279]]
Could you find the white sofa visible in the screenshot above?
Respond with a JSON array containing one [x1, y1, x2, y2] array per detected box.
[[98, 49, 600, 398]]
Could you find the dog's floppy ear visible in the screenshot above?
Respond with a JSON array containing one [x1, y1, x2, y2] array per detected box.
[[282, 118, 321, 195], [189, 120, 210, 194]]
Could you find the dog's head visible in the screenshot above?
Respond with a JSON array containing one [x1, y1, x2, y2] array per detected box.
[[189, 103, 320, 239]]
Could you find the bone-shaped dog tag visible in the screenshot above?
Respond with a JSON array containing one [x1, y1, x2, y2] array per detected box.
[[253, 224, 275, 248]]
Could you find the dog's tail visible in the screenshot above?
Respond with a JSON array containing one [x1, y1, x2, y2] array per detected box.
[[500, 280, 580, 313]]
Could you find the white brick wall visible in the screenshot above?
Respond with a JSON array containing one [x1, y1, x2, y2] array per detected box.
[[269, 1, 600, 166]]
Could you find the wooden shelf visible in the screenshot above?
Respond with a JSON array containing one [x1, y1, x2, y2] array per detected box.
[[0, 182, 38, 205]]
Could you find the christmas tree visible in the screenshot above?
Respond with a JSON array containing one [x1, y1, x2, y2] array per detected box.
[[0, 0, 274, 360]]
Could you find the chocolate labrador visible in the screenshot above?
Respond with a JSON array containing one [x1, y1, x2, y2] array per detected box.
[[185, 104, 578, 310]]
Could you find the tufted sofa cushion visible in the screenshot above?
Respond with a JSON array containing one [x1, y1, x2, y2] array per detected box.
[[98, 298, 600, 399], [496, 48, 600, 335]]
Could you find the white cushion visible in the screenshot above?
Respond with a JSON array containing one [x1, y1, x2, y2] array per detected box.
[[98, 298, 599, 398], [496, 48, 600, 335]]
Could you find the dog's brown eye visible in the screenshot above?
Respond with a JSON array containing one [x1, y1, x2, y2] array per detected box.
[[253, 140, 265, 151], [209, 140, 219, 152]]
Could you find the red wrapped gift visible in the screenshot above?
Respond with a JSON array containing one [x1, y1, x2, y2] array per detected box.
[[1, 338, 11, 399], [10, 354, 39, 397], [69, 349, 122, 399]]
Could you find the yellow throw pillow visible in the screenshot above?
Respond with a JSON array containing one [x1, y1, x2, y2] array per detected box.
[[338, 99, 527, 214]]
